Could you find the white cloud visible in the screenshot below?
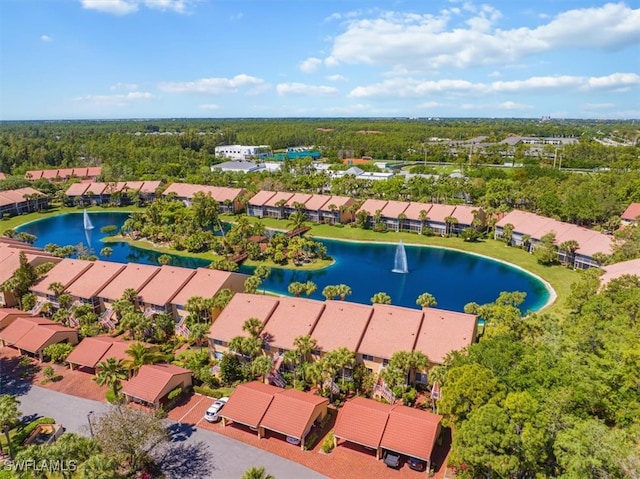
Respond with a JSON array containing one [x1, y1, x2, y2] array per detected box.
[[276, 83, 339, 96], [110, 82, 139, 91], [300, 57, 322, 73], [326, 3, 640, 72], [40, 35, 53, 42], [80, 0, 191, 15], [583, 102, 615, 110], [73, 91, 154, 107], [499, 101, 532, 111], [349, 73, 640, 99], [418, 101, 442, 108], [326, 74, 346, 82], [199, 104, 220, 110], [158, 74, 267, 95]]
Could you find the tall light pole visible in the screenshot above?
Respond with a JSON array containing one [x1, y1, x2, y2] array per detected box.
[[87, 410, 94, 439]]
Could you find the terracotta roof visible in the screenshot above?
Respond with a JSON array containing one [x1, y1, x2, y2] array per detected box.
[[86, 167, 102, 177], [357, 199, 388, 215], [0, 309, 27, 330], [311, 300, 372, 353], [140, 181, 162, 194], [57, 168, 74, 179], [303, 194, 332, 211], [263, 297, 325, 351], [334, 397, 393, 448], [171, 268, 239, 306], [97, 263, 160, 301], [31, 259, 95, 295], [220, 381, 281, 428], [425, 204, 456, 223], [65, 261, 126, 300], [555, 225, 613, 257], [0, 250, 58, 285], [122, 364, 192, 404], [263, 192, 295, 207], [260, 388, 328, 439], [495, 209, 543, 230], [41, 170, 59, 179], [414, 308, 477, 364], [25, 170, 43, 180], [0, 316, 76, 353], [320, 195, 352, 210], [66, 336, 119, 368], [123, 181, 144, 192], [65, 183, 91, 196], [0, 187, 44, 203], [210, 186, 244, 202], [248, 190, 277, 206], [381, 200, 410, 219], [358, 304, 423, 360], [622, 203, 640, 221], [452, 205, 477, 226], [163, 182, 196, 198], [208, 293, 279, 343], [600, 258, 640, 286], [137, 266, 196, 307], [84, 182, 107, 195], [380, 405, 442, 461], [72, 168, 89, 177], [402, 202, 434, 221], [285, 193, 313, 208]]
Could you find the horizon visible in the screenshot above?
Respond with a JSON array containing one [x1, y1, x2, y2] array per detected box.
[[1, 0, 639, 121]]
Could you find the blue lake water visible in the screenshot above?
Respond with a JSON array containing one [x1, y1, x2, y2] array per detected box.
[[18, 212, 550, 313]]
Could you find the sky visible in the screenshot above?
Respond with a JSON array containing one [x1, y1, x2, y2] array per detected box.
[[1, 0, 639, 120]]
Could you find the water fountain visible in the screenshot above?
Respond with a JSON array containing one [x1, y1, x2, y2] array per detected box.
[[392, 240, 408, 274], [83, 209, 94, 230]]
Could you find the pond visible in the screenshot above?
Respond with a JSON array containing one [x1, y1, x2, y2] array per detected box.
[[18, 212, 550, 313]]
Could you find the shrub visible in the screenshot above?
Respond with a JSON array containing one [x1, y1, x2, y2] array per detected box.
[[105, 389, 122, 404], [167, 387, 183, 401], [41, 366, 61, 384], [321, 431, 335, 453], [193, 385, 234, 398], [304, 431, 318, 451], [43, 343, 74, 363], [100, 225, 117, 234], [21, 293, 36, 312], [13, 417, 55, 448], [402, 388, 418, 407]]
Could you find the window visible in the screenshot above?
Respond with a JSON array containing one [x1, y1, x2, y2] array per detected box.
[[382, 359, 390, 367], [212, 339, 223, 346], [263, 344, 271, 351], [362, 354, 374, 361], [415, 372, 428, 384]]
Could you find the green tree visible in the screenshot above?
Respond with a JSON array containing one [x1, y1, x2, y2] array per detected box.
[[251, 355, 274, 383], [416, 292, 437, 308], [123, 342, 165, 374], [0, 394, 21, 458], [94, 357, 128, 398], [371, 291, 391, 304], [242, 466, 275, 479]]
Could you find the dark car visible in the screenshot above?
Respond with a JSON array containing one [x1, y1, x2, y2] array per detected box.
[[407, 457, 426, 472], [383, 451, 402, 469]]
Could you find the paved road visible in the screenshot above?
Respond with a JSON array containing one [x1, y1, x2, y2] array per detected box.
[[13, 385, 328, 479]]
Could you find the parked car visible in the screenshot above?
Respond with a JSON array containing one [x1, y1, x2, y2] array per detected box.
[[286, 436, 301, 445], [383, 451, 402, 469], [407, 457, 426, 472], [204, 397, 229, 422]]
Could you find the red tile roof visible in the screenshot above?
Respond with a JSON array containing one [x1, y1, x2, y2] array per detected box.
[[303, 194, 332, 211], [31, 259, 95, 295], [84, 182, 108, 195], [65, 336, 118, 368], [86, 167, 102, 177], [122, 364, 192, 404], [260, 388, 328, 439], [263, 192, 294, 208], [622, 203, 640, 221], [320, 195, 353, 210], [600, 258, 640, 286], [72, 167, 89, 177], [0, 250, 58, 285], [248, 190, 277, 206], [380, 405, 442, 461], [97, 263, 160, 301], [65, 183, 91, 196], [381, 200, 410, 219], [425, 204, 456, 223], [334, 397, 393, 448], [220, 381, 281, 428], [402, 202, 434, 221], [452, 205, 477, 226], [0, 316, 76, 353], [414, 308, 477, 364], [263, 297, 325, 351], [285, 193, 313, 208], [311, 300, 372, 353], [358, 304, 423, 360], [65, 261, 126, 300], [140, 181, 162, 194], [0, 309, 27, 330], [171, 268, 242, 306], [357, 199, 388, 215], [137, 265, 196, 307], [208, 293, 279, 343]]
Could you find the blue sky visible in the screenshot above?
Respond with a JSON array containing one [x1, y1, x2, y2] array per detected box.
[[1, 0, 639, 120]]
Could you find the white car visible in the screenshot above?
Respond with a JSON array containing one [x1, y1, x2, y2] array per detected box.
[[204, 397, 229, 422]]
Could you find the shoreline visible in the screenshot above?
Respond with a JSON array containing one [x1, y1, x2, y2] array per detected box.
[[312, 234, 557, 312]]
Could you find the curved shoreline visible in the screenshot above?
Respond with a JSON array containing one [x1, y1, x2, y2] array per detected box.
[[311, 234, 557, 312]]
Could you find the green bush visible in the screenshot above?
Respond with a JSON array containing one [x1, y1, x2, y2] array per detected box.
[[13, 417, 55, 447], [100, 225, 117, 234], [304, 431, 318, 450], [402, 388, 418, 407], [43, 343, 74, 363], [321, 431, 335, 453], [193, 385, 234, 398], [167, 387, 183, 401]]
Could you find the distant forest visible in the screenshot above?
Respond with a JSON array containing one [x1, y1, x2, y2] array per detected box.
[[1, 118, 639, 228]]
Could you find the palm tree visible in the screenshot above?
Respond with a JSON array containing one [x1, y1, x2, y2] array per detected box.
[[416, 292, 437, 308], [77, 453, 121, 479], [254, 265, 272, 280], [322, 285, 338, 301], [418, 209, 429, 234], [0, 394, 21, 458], [244, 275, 262, 294], [189, 322, 210, 350], [48, 281, 66, 297], [288, 282, 306, 297], [242, 318, 264, 338], [94, 357, 127, 399], [99, 247, 113, 258], [185, 295, 207, 323], [251, 355, 274, 383], [371, 292, 392, 304], [123, 342, 165, 374], [304, 281, 317, 297], [336, 284, 352, 301], [211, 289, 234, 319], [242, 466, 275, 479], [121, 287, 138, 305], [293, 335, 317, 365], [287, 210, 308, 232]]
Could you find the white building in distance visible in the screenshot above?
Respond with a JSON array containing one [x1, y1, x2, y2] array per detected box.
[[214, 145, 271, 161]]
